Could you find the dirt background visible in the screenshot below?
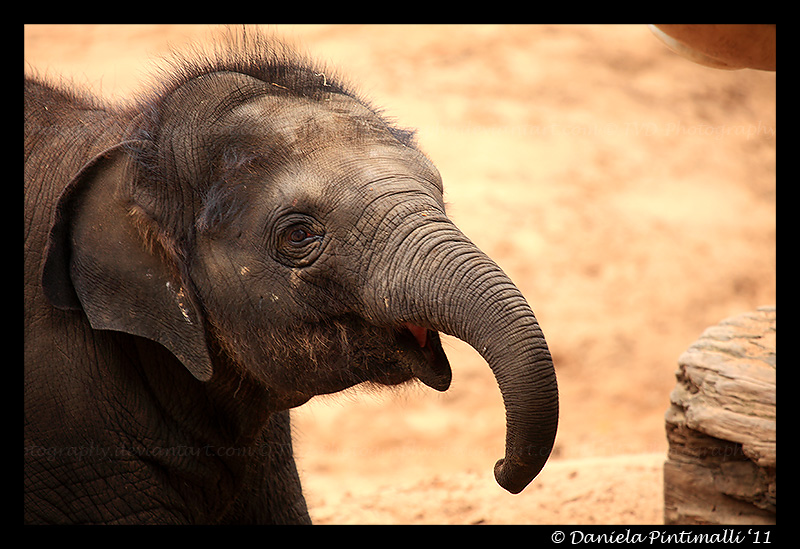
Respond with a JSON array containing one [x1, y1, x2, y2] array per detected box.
[[24, 24, 776, 524]]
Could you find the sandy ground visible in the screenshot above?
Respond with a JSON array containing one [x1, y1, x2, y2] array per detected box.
[[24, 24, 776, 525]]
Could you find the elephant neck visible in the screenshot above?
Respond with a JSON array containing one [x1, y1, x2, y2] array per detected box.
[[201, 335, 278, 442], [130, 333, 273, 457]]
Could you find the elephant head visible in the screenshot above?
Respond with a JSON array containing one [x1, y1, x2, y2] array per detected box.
[[41, 45, 558, 493]]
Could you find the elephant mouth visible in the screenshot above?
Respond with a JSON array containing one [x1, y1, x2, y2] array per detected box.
[[397, 323, 452, 391], [257, 315, 453, 404]]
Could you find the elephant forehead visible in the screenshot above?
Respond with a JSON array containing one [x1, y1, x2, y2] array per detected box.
[[273, 143, 444, 208], [222, 93, 442, 194]]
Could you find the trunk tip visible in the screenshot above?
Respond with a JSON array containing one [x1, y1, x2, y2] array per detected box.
[[493, 456, 548, 494]]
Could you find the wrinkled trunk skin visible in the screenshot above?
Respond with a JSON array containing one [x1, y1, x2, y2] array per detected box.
[[364, 216, 559, 494]]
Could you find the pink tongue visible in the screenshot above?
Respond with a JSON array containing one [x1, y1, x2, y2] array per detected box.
[[404, 323, 428, 347]]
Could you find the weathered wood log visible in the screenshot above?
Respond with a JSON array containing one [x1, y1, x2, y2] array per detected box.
[[664, 306, 775, 525]]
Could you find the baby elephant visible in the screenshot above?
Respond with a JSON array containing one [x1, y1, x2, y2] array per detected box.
[[24, 30, 558, 524]]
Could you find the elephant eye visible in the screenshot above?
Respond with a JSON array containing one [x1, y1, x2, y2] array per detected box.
[[286, 225, 323, 247], [288, 227, 315, 245], [272, 216, 325, 268]]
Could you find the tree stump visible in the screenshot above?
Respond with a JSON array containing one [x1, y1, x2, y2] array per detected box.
[[664, 306, 775, 525]]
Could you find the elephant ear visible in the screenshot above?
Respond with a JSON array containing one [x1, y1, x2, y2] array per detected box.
[[42, 144, 214, 382]]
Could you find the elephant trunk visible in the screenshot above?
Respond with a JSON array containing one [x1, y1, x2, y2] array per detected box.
[[365, 218, 559, 494]]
